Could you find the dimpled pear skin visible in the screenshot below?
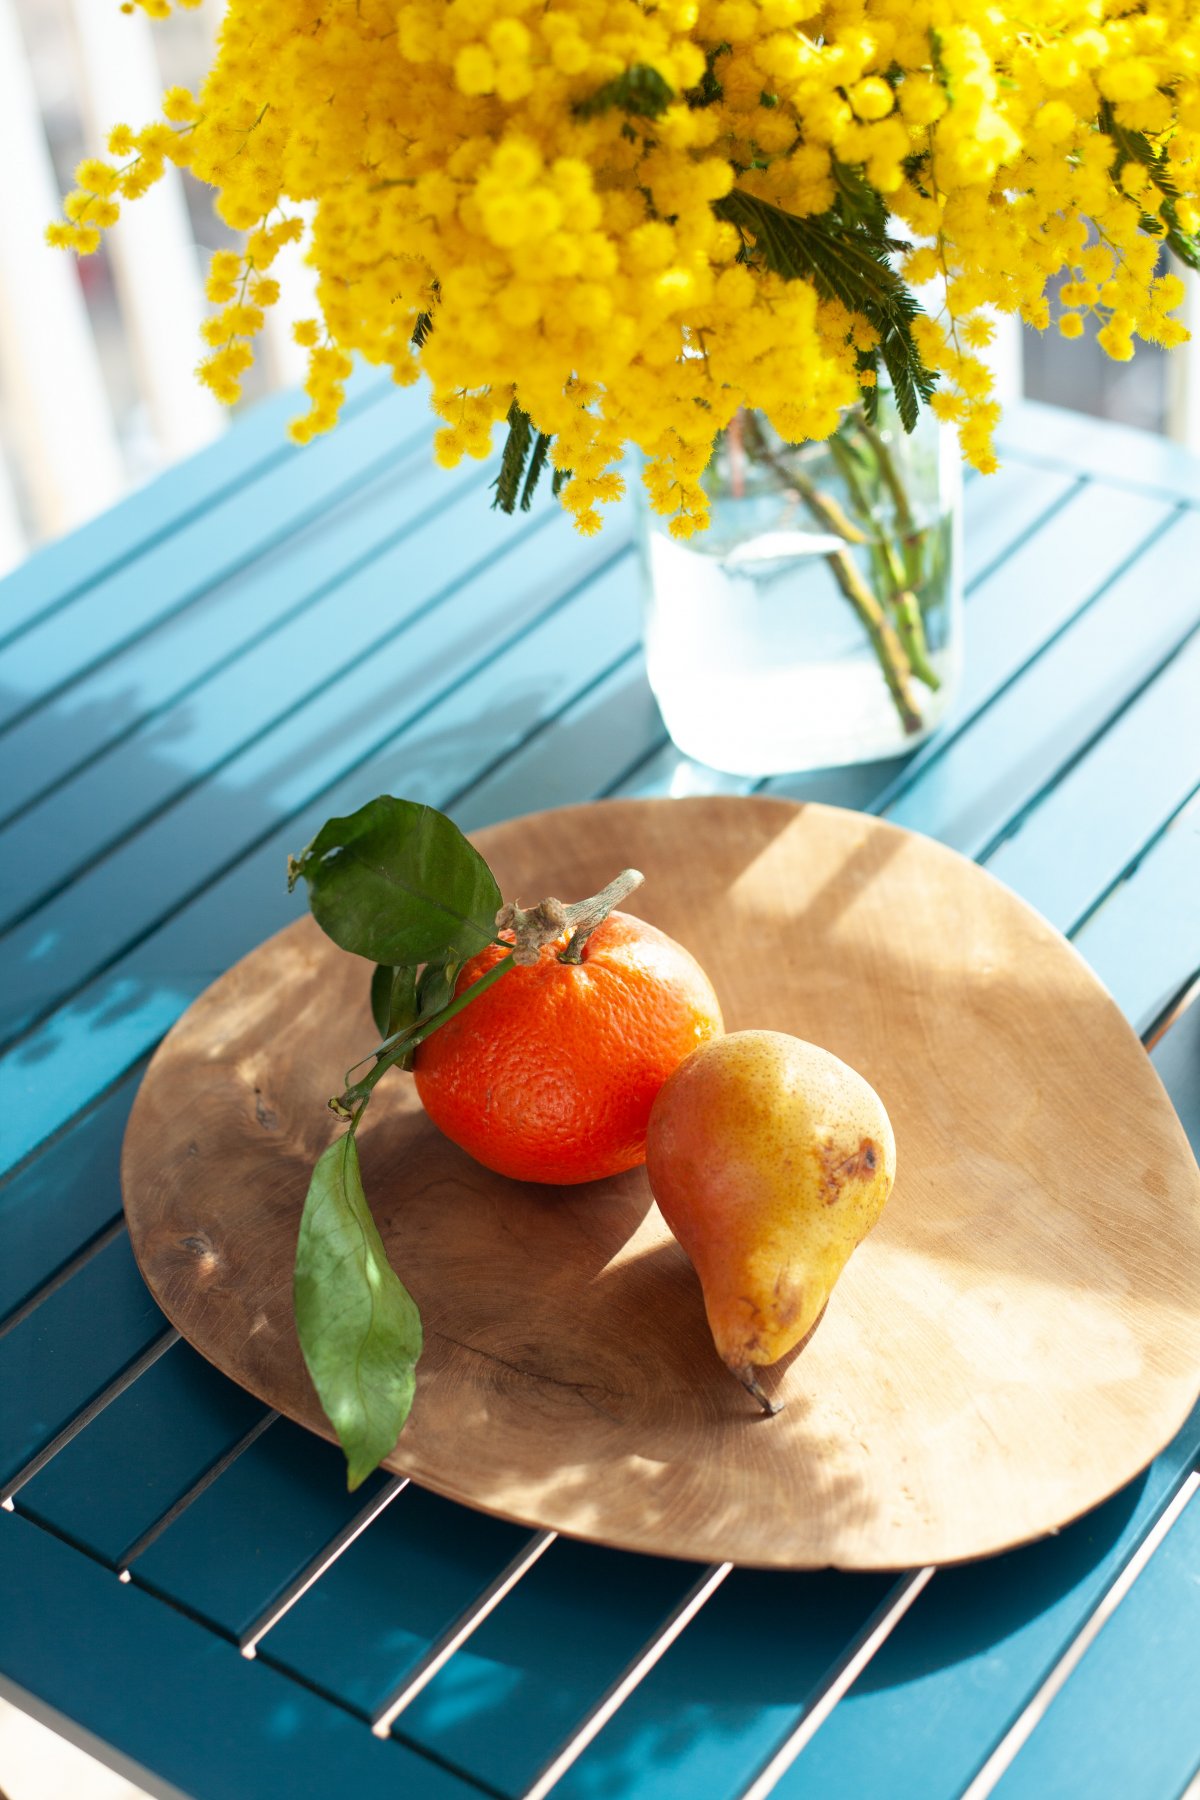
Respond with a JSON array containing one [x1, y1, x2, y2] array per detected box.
[[646, 1030, 896, 1407]]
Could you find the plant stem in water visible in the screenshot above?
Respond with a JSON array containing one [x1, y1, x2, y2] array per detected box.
[[830, 429, 941, 692], [740, 415, 923, 735], [858, 416, 917, 540], [852, 419, 928, 640], [824, 547, 924, 736]]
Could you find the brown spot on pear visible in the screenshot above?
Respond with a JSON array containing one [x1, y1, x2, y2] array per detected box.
[[645, 1030, 896, 1411]]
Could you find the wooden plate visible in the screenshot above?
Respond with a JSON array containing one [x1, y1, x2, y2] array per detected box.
[[122, 797, 1200, 1568]]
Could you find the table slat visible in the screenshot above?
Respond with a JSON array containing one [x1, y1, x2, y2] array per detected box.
[[15, 1339, 268, 1566], [0, 1061, 140, 1324], [996, 400, 1200, 503], [990, 1485, 1200, 1800], [0, 375, 381, 644], [0, 441, 463, 857], [259, 1483, 530, 1716], [0, 382, 420, 733], [882, 511, 1199, 868], [452, 653, 662, 835], [132, 1419, 392, 1639], [943, 464, 1079, 584], [0, 1510, 480, 1800], [0, 1231, 167, 1488]]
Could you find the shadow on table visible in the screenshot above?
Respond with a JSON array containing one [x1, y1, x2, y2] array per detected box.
[[854, 1462, 1149, 1689], [400, 1475, 1155, 1800], [0, 657, 620, 1065]]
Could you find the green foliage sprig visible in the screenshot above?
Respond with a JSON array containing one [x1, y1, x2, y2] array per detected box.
[[492, 407, 572, 515], [1099, 100, 1200, 273], [713, 188, 938, 430], [493, 400, 535, 512], [574, 63, 676, 120], [287, 798, 508, 1485], [287, 796, 640, 1487]]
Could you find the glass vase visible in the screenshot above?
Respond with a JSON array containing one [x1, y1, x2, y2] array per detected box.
[[637, 392, 963, 777]]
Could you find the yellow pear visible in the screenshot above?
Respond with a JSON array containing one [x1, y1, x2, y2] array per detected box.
[[645, 1029, 896, 1412]]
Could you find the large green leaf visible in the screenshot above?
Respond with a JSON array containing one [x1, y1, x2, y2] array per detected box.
[[294, 1134, 423, 1490], [289, 796, 502, 967]]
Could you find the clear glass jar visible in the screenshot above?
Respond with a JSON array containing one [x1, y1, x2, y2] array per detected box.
[[637, 392, 963, 777]]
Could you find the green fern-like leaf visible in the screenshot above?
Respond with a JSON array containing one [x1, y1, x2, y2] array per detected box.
[[492, 403, 534, 513], [685, 42, 729, 110], [713, 188, 938, 430], [831, 159, 891, 240], [575, 64, 675, 120], [520, 431, 553, 510], [1100, 101, 1200, 272]]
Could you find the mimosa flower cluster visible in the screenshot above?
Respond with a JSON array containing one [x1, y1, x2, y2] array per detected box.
[[53, 0, 1200, 535]]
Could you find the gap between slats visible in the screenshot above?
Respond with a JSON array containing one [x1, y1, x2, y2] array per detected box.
[[735, 1567, 936, 1800], [1066, 768, 1200, 944], [238, 1477, 410, 1657], [947, 471, 1082, 597], [440, 642, 641, 818], [116, 1412, 280, 1580], [519, 1562, 735, 1800], [0, 1215, 126, 1340], [597, 729, 673, 801], [1144, 970, 1200, 1051], [368, 1530, 558, 1738]]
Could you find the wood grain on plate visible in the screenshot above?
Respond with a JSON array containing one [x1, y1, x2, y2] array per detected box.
[[121, 797, 1200, 1569]]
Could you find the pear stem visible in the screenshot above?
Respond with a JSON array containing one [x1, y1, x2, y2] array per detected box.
[[733, 1364, 783, 1416]]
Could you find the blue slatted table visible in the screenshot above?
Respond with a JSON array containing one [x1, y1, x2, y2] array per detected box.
[[1, 383, 1198, 1800]]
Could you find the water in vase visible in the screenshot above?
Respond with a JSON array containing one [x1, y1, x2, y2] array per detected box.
[[638, 404, 964, 779]]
